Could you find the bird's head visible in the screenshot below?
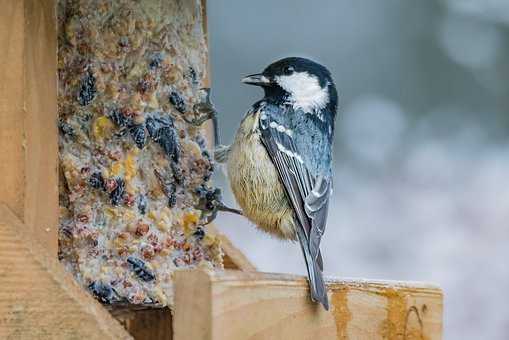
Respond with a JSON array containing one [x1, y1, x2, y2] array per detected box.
[[242, 57, 337, 115]]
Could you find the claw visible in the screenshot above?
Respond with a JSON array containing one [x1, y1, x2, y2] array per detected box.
[[187, 88, 220, 146], [195, 185, 243, 224]]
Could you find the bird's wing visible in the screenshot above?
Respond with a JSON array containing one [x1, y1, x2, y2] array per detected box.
[[258, 105, 332, 308]]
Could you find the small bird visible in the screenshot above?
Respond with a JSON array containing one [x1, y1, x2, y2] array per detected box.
[[218, 57, 338, 309]]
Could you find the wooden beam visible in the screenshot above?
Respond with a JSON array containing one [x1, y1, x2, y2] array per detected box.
[[115, 308, 173, 340], [0, 0, 58, 255], [0, 204, 132, 339], [173, 270, 443, 340]]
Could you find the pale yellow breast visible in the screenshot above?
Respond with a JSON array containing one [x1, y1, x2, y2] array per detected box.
[[227, 111, 296, 240]]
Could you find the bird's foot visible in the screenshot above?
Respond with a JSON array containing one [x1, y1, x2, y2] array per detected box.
[[195, 185, 243, 224], [186, 88, 217, 126], [214, 144, 231, 164]]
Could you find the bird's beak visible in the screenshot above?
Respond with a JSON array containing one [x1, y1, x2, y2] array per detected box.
[[241, 73, 271, 86]]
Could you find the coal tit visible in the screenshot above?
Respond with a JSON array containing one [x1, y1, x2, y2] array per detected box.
[[218, 57, 338, 309]]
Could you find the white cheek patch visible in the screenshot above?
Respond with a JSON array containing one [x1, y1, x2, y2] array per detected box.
[[275, 71, 329, 113]]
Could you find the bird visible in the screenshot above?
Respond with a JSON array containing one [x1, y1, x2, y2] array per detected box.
[[216, 57, 338, 309]]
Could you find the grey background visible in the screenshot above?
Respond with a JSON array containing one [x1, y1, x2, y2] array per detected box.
[[208, 1, 509, 339]]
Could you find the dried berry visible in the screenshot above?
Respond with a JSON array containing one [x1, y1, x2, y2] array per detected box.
[[137, 194, 147, 215], [77, 69, 96, 106], [193, 226, 205, 240], [108, 107, 132, 128], [89, 172, 105, 190], [127, 256, 155, 282], [186, 67, 199, 86], [154, 169, 178, 207], [146, 115, 180, 162], [77, 214, 89, 223], [110, 178, 125, 206], [171, 162, 184, 184], [129, 124, 146, 149], [149, 53, 163, 70], [58, 120, 75, 138], [201, 150, 214, 182], [195, 135, 207, 150], [88, 281, 117, 304], [168, 192, 177, 208], [169, 91, 186, 113], [137, 78, 151, 94]]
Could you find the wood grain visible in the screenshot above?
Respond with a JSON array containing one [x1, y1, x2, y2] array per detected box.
[[174, 270, 443, 340], [0, 0, 58, 255], [0, 204, 132, 339]]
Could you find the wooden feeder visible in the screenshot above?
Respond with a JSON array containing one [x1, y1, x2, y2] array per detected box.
[[0, 1, 443, 339]]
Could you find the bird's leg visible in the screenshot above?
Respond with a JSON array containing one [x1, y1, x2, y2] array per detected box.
[[215, 202, 243, 216], [186, 88, 220, 147], [202, 202, 243, 225], [187, 89, 241, 223]]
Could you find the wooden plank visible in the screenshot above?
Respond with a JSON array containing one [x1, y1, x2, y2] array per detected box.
[[0, 204, 132, 339], [0, 0, 58, 255], [117, 308, 173, 340], [174, 270, 443, 340]]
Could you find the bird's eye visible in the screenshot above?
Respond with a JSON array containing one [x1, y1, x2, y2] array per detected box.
[[283, 66, 294, 75]]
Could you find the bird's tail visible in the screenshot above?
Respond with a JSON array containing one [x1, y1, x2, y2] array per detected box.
[[296, 226, 329, 310]]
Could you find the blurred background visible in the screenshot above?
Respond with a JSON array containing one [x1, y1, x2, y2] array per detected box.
[[208, 1, 509, 339]]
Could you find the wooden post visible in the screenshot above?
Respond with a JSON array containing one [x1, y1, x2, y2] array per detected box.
[[0, 204, 132, 339], [174, 270, 443, 340], [0, 0, 58, 255]]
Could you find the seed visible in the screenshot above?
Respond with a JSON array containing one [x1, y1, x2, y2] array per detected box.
[[135, 221, 149, 237]]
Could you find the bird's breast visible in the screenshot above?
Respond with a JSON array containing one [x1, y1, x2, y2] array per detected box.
[[227, 110, 295, 239]]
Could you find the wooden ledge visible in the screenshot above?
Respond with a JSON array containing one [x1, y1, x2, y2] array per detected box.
[[174, 270, 443, 340]]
